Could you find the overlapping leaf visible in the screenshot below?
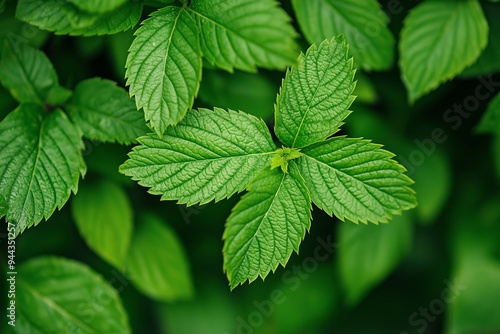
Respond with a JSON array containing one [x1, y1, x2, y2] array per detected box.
[[292, 0, 395, 71], [67, 78, 147, 144], [189, 0, 298, 72], [476, 92, 500, 134], [126, 6, 201, 135], [400, 0, 488, 102], [223, 163, 311, 288], [67, 0, 126, 14], [120, 108, 276, 205], [275, 36, 356, 148], [0, 104, 85, 236], [297, 137, 416, 224]]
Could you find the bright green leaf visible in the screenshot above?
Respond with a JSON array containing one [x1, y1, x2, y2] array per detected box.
[[292, 0, 395, 71], [297, 136, 416, 224], [223, 163, 312, 288], [275, 37, 356, 148], [120, 108, 276, 206], [0, 42, 57, 104], [399, 0, 488, 102], [338, 213, 413, 305], [126, 6, 201, 135], [476, 92, 500, 134], [16, 0, 143, 36], [71, 179, 133, 269], [67, 78, 147, 144], [0, 104, 85, 236], [15, 256, 130, 333], [125, 212, 193, 301], [189, 0, 298, 72], [67, 0, 126, 14]]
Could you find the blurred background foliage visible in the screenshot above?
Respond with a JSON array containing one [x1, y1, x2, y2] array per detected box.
[[1, 0, 500, 333]]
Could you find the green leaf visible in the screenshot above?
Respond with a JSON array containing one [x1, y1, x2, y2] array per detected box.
[[223, 163, 312, 288], [126, 6, 201, 135], [126, 212, 193, 301], [71, 179, 133, 269], [297, 136, 416, 224], [16, 0, 143, 36], [0, 104, 85, 236], [338, 213, 413, 305], [291, 0, 395, 71], [476, 92, 500, 134], [67, 78, 147, 144], [399, 0, 488, 102], [462, 2, 500, 77], [189, 0, 298, 72], [16, 256, 130, 333], [275, 37, 356, 148], [120, 108, 276, 206], [67, 0, 126, 14], [0, 42, 57, 104]]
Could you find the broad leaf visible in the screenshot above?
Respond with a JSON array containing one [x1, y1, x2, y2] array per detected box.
[[0, 42, 57, 104], [0, 104, 85, 236], [275, 37, 355, 148], [67, 78, 147, 144], [125, 212, 193, 301], [67, 0, 126, 14], [292, 0, 395, 71], [126, 6, 201, 135], [189, 0, 298, 72], [223, 163, 312, 288], [16, 0, 143, 36], [476, 92, 500, 134], [297, 136, 416, 224], [16, 257, 130, 333], [338, 213, 413, 305], [399, 0, 488, 102], [71, 179, 133, 269], [120, 108, 276, 206]]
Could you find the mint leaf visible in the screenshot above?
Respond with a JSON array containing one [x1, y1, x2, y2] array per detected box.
[[298, 137, 416, 224], [16, 256, 130, 333], [0, 42, 57, 104], [477, 92, 500, 134], [0, 104, 85, 236], [67, 78, 147, 144], [400, 0, 488, 102], [338, 213, 413, 305], [16, 0, 143, 36], [291, 0, 395, 71], [71, 180, 133, 269], [223, 163, 311, 288], [120, 108, 276, 205], [126, 212, 193, 301], [189, 0, 298, 72], [126, 6, 201, 135], [67, 0, 126, 14], [275, 37, 355, 148]]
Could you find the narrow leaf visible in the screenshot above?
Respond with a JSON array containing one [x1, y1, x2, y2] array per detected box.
[[223, 163, 312, 288], [189, 0, 298, 72], [125, 213, 193, 301], [399, 0, 488, 102], [292, 0, 395, 71], [16, 0, 143, 36], [0, 104, 86, 236], [126, 6, 201, 135], [275, 37, 356, 148], [120, 108, 276, 206], [67, 78, 147, 144], [0, 42, 57, 104], [338, 213, 413, 305], [71, 179, 133, 269], [67, 0, 126, 14], [16, 257, 130, 333], [298, 136, 416, 224]]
